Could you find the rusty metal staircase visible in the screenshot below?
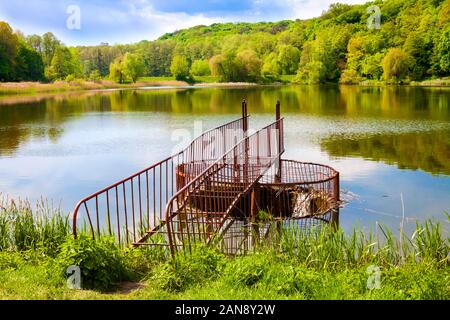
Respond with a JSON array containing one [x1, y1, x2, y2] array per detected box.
[[72, 101, 284, 255]]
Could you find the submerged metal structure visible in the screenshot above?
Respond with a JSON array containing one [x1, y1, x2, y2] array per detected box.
[[72, 101, 340, 256]]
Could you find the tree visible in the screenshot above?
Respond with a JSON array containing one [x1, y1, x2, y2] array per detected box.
[[170, 55, 190, 80], [404, 31, 432, 80], [360, 53, 384, 80], [41, 32, 60, 66], [138, 40, 176, 76], [261, 52, 281, 80], [45, 46, 82, 81], [0, 21, 19, 81], [234, 49, 262, 82], [109, 56, 125, 83], [339, 68, 361, 84], [346, 36, 365, 71], [88, 70, 101, 82], [190, 59, 210, 76], [122, 52, 145, 83], [437, 27, 450, 74], [277, 45, 300, 74], [209, 53, 237, 82], [382, 48, 413, 81], [26, 34, 42, 53], [296, 61, 327, 84], [15, 41, 45, 81]]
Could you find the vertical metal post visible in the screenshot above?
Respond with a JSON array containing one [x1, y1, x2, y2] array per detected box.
[[242, 99, 248, 133], [331, 172, 340, 230], [242, 99, 249, 183], [250, 184, 260, 250], [275, 100, 281, 183]]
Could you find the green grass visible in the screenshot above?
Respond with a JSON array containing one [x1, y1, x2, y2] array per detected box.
[[193, 76, 220, 83], [0, 198, 448, 299], [0, 198, 69, 255], [137, 76, 176, 82], [280, 75, 296, 83]]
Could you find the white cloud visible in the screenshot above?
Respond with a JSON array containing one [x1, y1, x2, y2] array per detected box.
[[285, 0, 369, 20], [1, 0, 372, 45]]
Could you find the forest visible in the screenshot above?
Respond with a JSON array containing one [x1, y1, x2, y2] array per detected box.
[[1, 0, 450, 84]]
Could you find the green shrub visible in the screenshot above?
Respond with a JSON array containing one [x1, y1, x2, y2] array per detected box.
[[0, 252, 25, 270], [56, 235, 127, 291]]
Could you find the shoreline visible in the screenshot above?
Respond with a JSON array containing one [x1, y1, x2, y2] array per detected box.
[[1, 78, 450, 99]]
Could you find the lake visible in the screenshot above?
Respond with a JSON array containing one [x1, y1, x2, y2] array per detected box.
[[0, 85, 449, 234]]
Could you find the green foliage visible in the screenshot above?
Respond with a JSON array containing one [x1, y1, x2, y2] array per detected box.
[[261, 52, 281, 80], [277, 45, 300, 75], [209, 53, 234, 82], [360, 52, 384, 80], [437, 27, 450, 74], [190, 59, 210, 76], [56, 235, 127, 291], [122, 52, 145, 83], [109, 52, 146, 83], [223, 253, 268, 287], [45, 46, 82, 81], [170, 55, 190, 81], [88, 69, 102, 82], [296, 60, 327, 84], [382, 47, 414, 81], [15, 42, 45, 81], [209, 49, 262, 82], [41, 32, 60, 67], [339, 68, 362, 84], [234, 49, 262, 82], [109, 56, 125, 83], [0, 21, 19, 81], [152, 245, 225, 292], [3, 0, 450, 84], [137, 40, 175, 77], [0, 201, 448, 300]]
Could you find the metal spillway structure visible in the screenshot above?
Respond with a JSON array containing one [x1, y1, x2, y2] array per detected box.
[[72, 101, 340, 256]]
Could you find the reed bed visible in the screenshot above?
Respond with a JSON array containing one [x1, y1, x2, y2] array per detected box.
[[0, 197, 69, 255]]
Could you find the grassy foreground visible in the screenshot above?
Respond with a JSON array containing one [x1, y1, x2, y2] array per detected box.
[[0, 199, 448, 300]]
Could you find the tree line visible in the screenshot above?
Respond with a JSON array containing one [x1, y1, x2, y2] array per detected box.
[[1, 0, 450, 84]]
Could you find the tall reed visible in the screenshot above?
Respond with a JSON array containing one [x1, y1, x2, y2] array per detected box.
[[272, 216, 449, 270], [0, 197, 69, 255]]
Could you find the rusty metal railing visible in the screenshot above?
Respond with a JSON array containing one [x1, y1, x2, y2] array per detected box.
[[72, 109, 249, 245], [163, 117, 284, 255]]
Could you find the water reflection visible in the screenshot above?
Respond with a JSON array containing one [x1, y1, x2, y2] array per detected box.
[[1, 85, 450, 159], [0, 85, 449, 229], [321, 131, 450, 175]]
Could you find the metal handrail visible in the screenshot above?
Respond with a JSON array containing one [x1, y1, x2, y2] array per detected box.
[[163, 118, 285, 255], [72, 115, 248, 244]]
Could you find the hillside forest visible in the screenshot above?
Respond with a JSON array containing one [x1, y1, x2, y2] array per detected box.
[[1, 0, 450, 84]]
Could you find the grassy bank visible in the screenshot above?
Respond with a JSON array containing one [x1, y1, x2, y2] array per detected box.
[[0, 77, 263, 96], [0, 79, 191, 96], [0, 199, 448, 300], [3, 76, 450, 97]]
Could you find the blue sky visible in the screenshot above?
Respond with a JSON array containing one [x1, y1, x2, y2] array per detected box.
[[0, 0, 368, 46]]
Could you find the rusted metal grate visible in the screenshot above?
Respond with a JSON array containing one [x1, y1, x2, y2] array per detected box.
[[72, 112, 248, 246], [71, 100, 340, 256]]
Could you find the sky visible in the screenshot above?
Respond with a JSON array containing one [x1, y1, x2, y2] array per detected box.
[[0, 0, 368, 46]]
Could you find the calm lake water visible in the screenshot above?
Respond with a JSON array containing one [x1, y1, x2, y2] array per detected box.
[[0, 85, 449, 234]]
